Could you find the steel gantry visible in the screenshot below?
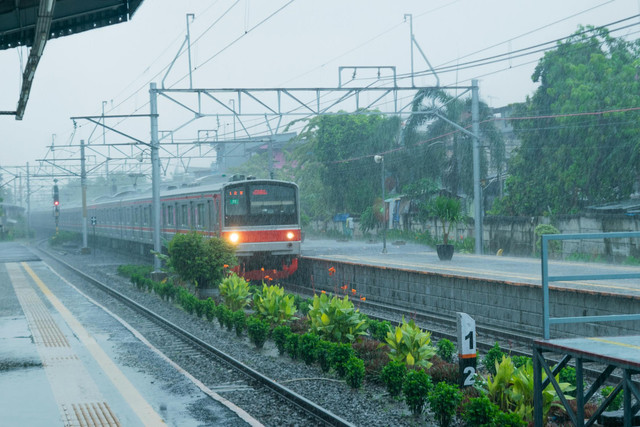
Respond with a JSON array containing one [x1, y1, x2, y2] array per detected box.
[[54, 78, 483, 270]]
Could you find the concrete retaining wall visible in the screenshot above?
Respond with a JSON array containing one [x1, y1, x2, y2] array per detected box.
[[294, 257, 640, 339]]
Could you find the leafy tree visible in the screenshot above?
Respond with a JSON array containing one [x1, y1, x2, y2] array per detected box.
[[496, 27, 640, 215], [287, 112, 401, 217], [401, 88, 505, 198]]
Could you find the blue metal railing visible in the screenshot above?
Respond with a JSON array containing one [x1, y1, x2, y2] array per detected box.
[[541, 231, 640, 339]]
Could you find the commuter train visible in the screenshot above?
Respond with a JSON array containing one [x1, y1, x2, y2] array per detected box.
[[34, 176, 301, 280]]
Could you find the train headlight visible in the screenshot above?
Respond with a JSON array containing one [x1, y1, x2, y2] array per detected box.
[[228, 232, 240, 244], [286, 231, 295, 240]]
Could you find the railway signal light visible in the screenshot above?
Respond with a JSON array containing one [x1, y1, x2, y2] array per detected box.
[[53, 184, 59, 206]]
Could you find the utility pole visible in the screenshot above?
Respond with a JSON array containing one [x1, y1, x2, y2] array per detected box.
[[102, 100, 110, 193], [81, 139, 90, 254], [26, 163, 30, 237], [150, 83, 162, 272], [471, 80, 482, 254]]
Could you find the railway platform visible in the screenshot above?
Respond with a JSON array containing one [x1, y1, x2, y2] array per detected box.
[[533, 335, 640, 426], [301, 238, 640, 296], [297, 237, 640, 338], [0, 242, 256, 426]]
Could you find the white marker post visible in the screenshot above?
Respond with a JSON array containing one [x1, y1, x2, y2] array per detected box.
[[457, 312, 477, 387]]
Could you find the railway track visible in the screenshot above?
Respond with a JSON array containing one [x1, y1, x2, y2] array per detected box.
[[36, 246, 354, 427]]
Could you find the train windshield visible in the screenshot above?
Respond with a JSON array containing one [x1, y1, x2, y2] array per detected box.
[[224, 182, 297, 226]]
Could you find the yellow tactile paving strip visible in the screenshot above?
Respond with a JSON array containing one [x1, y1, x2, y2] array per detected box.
[[6, 262, 165, 426], [20, 290, 70, 347]]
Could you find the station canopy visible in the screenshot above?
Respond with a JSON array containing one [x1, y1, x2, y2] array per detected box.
[[0, 0, 144, 119], [0, 0, 144, 50]]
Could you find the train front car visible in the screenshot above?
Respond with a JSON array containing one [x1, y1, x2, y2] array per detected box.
[[221, 179, 301, 280]]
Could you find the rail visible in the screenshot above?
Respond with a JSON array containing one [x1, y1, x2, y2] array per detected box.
[[541, 231, 640, 339]]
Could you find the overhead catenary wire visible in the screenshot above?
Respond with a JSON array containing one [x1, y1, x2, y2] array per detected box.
[[39, 2, 640, 183]]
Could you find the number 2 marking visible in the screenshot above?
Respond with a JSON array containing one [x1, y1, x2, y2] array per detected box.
[[463, 366, 476, 386]]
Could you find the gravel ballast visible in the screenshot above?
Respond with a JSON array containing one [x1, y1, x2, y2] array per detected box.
[[44, 245, 453, 426]]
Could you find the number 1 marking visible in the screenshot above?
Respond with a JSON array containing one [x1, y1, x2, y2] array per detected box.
[[465, 330, 474, 350]]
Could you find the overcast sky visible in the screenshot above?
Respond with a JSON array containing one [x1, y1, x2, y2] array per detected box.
[[1, 0, 639, 172]]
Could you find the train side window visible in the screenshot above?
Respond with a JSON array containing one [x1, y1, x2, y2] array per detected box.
[[167, 205, 174, 226], [181, 205, 188, 227], [144, 206, 150, 225], [196, 203, 205, 228]]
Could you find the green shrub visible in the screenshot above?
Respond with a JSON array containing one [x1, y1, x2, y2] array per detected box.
[[559, 365, 579, 397], [233, 310, 246, 337], [462, 395, 499, 427], [381, 360, 407, 397], [179, 291, 197, 315], [307, 293, 368, 343], [299, 333, 320, 366], [215, 303, 226, 328], [154, 280, 176, 301], [203, 236, 238, 285], [252, 283, 297, 325], [344, 356, 365, 389], [194, 299, 207, 318], [294, 296, 313, 316], [144, 278, 155, 293], [384, 317, 436, 368], [534, 224, 561, 256], [494, 411, 526, 426], [246, 316, 269, 349], [130, 273, 143, 290], [117, 264, 154, 278], [167, 232, 208, 286], [429, 381, 462, 427], [204, 298, 216, 322], [403, 369, 433, 416], [284, 333, 301, 360], [331, 343, 356, 378], [436, 338, 456, 363], [223, 307, 235, 331], [482, 342, 504, 376], [367, 318, 392, 342], [512, 355, 530, 369], [271, 325, 291, 355], [168, 232, 236, 289], [602, 385, 623, 411], [219, 273, 252, 311], [316, 340, 335, 373]]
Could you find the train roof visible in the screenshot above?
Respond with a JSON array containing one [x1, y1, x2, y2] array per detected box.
[[84, 177, 298, 208]]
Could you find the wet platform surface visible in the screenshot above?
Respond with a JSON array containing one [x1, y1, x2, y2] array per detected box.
[[0, 242, 253, 426], [301, 238, 640, 297], [535, 335, 640, 369]]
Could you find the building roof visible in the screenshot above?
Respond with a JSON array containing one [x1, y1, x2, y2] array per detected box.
[[587, 198, 640, 214]]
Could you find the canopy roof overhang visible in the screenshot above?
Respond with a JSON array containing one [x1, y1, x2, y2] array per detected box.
[[0, 0, 144, 119]]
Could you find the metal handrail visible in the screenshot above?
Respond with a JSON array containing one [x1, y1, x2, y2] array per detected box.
[[541, 231, 640, 339]]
